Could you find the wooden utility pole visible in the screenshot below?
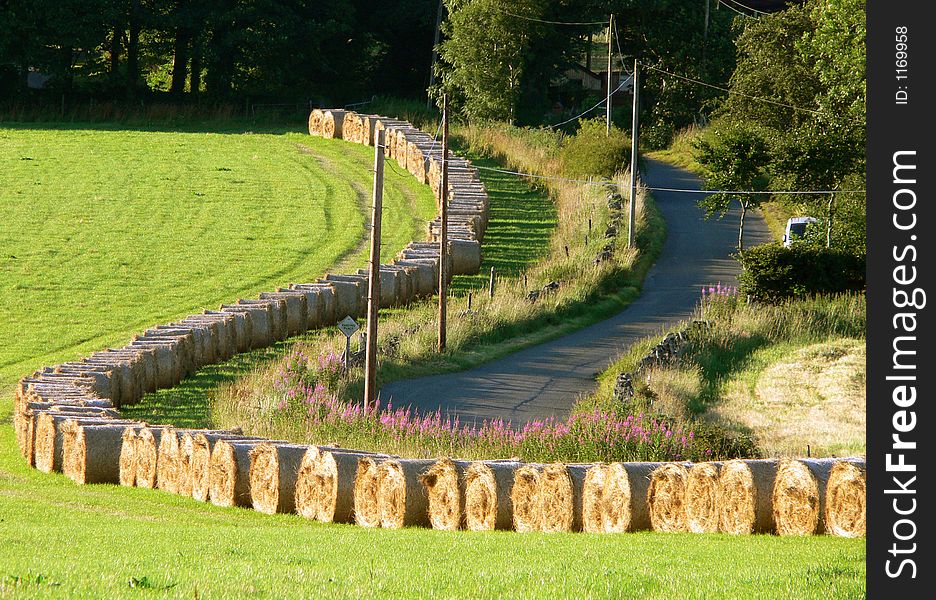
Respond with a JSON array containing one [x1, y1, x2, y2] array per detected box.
[[606, 14, 614, 135], [363, 129, 385, 409], [437, 95, 449, 352], [628, 59, 640, 249], [427, 0, 444, 109]]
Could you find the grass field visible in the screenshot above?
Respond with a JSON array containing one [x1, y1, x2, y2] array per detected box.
[[0, 124, 436, 392], [0, 427, 865, 599]]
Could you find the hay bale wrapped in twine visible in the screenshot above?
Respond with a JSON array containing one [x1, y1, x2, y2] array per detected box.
[[309, 109, 325, 136], [648, 462, 691, 532], [771, 458, 837, 536], [377, 458, 436, 529], [119, 425, 147, 487], [156, 427, 181, 494], [510, 464, 542, 532], [34, 412, 115, 473], [249, 442, 310, 514], [322, 110, 347, 139], [581, 463, 607, 533], [601, 462, 656, 532], [686, 462, 722, 533], [824, 459, 866, 537], [295, 448, 387, 523], [536, 463, 589, 533], [419, 458, 469, 531], [449, 239, 482, 276], [353, 455, 388, 528], [63, 421, 140, 485], [717, 459, 779, 534], [134, 426, 172, 489], [463, 461, 521, 531], [208, 439, 285, 508], [190, 432, 259, 502]]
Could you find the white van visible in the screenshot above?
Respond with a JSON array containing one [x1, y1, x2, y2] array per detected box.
[[783, 217, 818, 247]]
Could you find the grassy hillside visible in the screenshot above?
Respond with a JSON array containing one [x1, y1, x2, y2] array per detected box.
[[0, 125, 436, 392]]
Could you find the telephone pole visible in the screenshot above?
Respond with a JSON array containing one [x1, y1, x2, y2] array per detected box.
[[363, 129, 385, 408], [628, 59, 640, 249], [437, 95, 449, 352], [606, 14, 614, 135]]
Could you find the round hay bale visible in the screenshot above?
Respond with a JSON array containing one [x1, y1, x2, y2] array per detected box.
[[602, 462, 661, 532], [717, 459, 779, 535], [63, 422, 134, 485], [322, 110, 346, 139], [824, 459, 866, 537], [449, 239, 482, 275], [34, 412, 113, 473], [686, 462, 722, 533], [249, 442, 310, 514], [463, 461, 519, 531], [218, 308, 253, 354], [510, 464, 541, 532], [377, 459, 435, 529], [648, 463, 690, 532], [309, 109, 325, 136], [772, 458, 836, 536], [156, 427, 181, 494], [419, 458, 466, 531], [535, 463, 588, 533], [209, 439, 283, 508], [119, 426, 143, 487], [341, 111, 361, 142], [297, 449, 380, 523], [190, 432, 259, 502], [353, 456, 384, 528], [582, 463, 607, 533], [134, 426, 170, 489]]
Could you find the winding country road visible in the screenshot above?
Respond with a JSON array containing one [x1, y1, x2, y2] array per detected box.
[[379, 158, 771, 425]]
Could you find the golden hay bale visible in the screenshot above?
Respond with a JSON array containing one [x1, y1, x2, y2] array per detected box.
[[824, 459, 866, 538], [353, 456, 385, 528], [602, 462, 657, 532], [248, 443, 309, 514], [34, 412, 113, 473], [772, 458, 836, 536], [510, 464, 541, 532], [648, 463, 690, 532], [156, 427, 180, 494], [190, 433, 259, 502], [717, 459, 779, 535], [377, 459, 435, 529], [536, 463, 588, 533], [134, 427, 169, 489], [208, 439, 282, 508], [419, 458, 467, 531], [62, 422, 134, 485], [301, 449, 383, 523], [322, 110, 347, 139], [464, 461, 519, 531], [119, 426, 143, 487], [582, 463, 607, 533], [686, 462, 722, 533], [308, 109, 325, 136]]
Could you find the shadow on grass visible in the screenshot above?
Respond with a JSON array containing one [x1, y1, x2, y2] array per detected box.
[[121, 342, 292, 428], [450, 155, 556, 293]]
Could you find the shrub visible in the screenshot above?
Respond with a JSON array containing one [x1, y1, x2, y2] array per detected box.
[[737, 243, 865, 302], [560, 118, 631, 179]]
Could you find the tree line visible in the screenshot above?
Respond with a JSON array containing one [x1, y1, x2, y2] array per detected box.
[[0, 0, 438, 104]]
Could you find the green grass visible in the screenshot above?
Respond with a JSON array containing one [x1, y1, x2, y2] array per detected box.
[[0, 124, 435, 393], [0, 426, 864, 598]]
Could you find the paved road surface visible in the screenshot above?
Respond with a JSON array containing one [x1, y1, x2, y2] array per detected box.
[[379, 159, 771, 425]]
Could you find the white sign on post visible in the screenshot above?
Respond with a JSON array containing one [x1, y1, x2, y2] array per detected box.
[[338, 316, 359, 370]]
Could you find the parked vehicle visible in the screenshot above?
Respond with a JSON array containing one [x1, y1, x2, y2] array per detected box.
[[783, 217, 818, 247]]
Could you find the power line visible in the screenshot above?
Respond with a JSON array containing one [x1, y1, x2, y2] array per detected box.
[[640, 62, 835, 119], [493, 7, 606, 26], [472, 164, 865, 195], [547, 74, 632, 129], [717, 0, 757, 19], [722, 0, 769, 17]]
